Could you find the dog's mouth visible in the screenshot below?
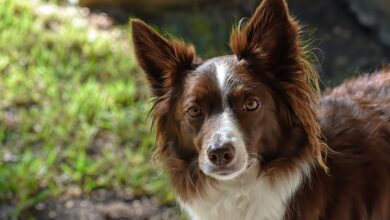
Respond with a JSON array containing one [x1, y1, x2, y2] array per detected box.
[[214, 170, 234, 176], [208, 165, 241, 175], [199, 153, 249, 180], [197, 112, 250, 180]]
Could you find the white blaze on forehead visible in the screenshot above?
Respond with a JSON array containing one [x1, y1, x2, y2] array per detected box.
[[215, 62, 229, 91]]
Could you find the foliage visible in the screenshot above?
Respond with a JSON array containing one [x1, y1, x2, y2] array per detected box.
[[0, 0, 172, 217]]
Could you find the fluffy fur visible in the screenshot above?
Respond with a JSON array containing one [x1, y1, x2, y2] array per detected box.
[[131, 0, 390, 219]]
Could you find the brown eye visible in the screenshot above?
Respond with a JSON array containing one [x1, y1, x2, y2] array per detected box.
[[187, 106, 202, 117], [244, 99, 259, 111]]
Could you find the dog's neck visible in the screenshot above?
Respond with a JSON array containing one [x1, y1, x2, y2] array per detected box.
[[178, 161, 312, 220]]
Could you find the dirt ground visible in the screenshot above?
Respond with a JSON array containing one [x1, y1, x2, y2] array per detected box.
[[28, 190, 181, 220]]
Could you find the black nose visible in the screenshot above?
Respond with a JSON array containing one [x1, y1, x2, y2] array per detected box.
[[207, 143, 235, 166]]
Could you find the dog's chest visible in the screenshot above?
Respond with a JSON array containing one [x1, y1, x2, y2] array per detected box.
[[182, 183, 285, 220], [179, 167, 305, 220]]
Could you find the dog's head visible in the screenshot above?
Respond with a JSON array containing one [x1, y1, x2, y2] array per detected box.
[[132, 0, 326, 189]]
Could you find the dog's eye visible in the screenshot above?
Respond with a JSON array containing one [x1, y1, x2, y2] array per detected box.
[[244, 99, 259, 111], [187, 106, 202, 117]]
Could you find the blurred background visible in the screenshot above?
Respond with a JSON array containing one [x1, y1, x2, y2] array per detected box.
[[0, 0, 389, 219]]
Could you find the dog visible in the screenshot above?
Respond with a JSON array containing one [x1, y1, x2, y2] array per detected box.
[[131, 0, 390, 219]]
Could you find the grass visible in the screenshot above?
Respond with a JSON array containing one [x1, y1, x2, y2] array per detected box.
[[0, 0, 173, 217]]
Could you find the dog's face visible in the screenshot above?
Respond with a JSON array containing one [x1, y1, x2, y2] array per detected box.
[[174, 56, 281, 180], [132, 0, 324, 182]]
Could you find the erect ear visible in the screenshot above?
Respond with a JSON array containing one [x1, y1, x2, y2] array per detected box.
[[131, 19, 196, 97], [230, 0, 299, 69]]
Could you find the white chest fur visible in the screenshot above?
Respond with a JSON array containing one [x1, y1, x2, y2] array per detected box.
[[179, 163, 310, 220]]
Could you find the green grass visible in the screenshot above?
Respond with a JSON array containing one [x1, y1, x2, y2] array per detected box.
[[0, 0, 172, 217]]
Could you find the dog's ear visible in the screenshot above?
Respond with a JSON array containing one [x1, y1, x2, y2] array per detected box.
[[231, 1, 329, 171], [131, 19, 196, 97], [230, 0, 299, 69]]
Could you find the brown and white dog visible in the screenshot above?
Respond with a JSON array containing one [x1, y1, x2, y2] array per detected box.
[[131, 0, 390, 219]]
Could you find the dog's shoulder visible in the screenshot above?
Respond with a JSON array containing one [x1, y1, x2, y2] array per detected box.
[[289, 69, 390, 220]]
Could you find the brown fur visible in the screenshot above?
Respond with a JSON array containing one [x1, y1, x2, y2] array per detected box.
[[287, 69, 390, 220], [132, 19, 211, 200], [230, 0, 329, 171], [131, 0, 390, 218]]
